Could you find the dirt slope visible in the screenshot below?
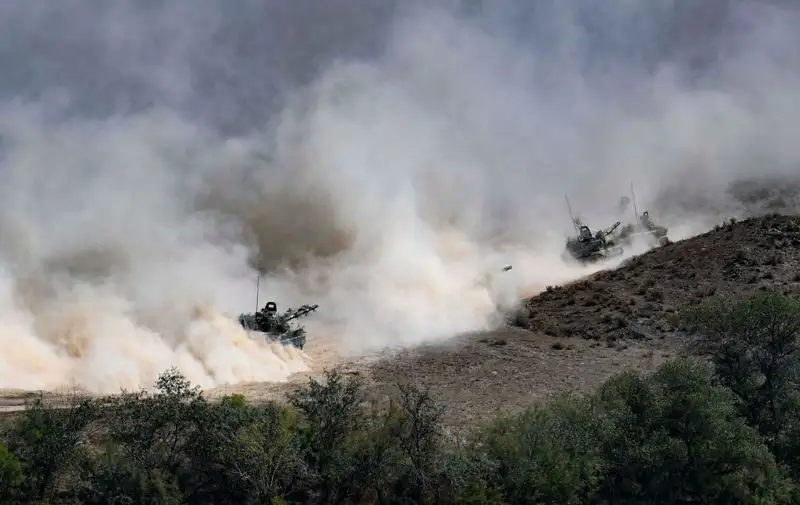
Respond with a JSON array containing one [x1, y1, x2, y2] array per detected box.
[[352, 213, 800, 426], [515, 213, 800, 343]]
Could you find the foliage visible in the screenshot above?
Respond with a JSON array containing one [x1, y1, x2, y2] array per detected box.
[[592, 358, 792, 504], [473, 393, 602, 505], [5, 291, 800, 503], [0, 440, 24, 503], [682, 290, 800, 480]]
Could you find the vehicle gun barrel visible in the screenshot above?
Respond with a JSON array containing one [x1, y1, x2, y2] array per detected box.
[[602, 221, 621, 236], [284, 304, 319, 321]]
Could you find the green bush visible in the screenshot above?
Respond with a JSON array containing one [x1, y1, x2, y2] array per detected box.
[[473, 394, 600, 505], [0, 440, 24, 503], [682, 290, 800, 478], [592, 358, 793, 504]]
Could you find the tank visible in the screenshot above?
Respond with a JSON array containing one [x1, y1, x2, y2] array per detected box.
[[562, 220, 625, 263], [238, 301, 319, 350], [617, 210, 670, 248]]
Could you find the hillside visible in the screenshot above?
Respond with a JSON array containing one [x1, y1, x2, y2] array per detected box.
[[514, 213, 800, 343], [355, 213, 800, 425]]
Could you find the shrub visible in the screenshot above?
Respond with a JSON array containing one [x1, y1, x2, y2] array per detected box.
[[592, 358, 793, 504], [681, 290, 800, 477], [474, 393, 601, 505]]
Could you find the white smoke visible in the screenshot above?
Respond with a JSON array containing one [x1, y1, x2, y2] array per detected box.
[[1, 1, 799, 392]]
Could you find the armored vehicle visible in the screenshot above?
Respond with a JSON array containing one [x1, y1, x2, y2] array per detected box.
[[563, 219, 625, 263], [614, 183, 670, 248], [618, 210, 670, 247], [238, 301, 318, 350]]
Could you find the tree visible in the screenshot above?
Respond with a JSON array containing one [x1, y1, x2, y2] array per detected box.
[[76, 368, 260, 505], [0, 440, 24, 503], [221, 402, 301, 504], [287, 369, 369, 503], [682, 290, 800, 475], [5, 393, 98, 503], [592, 358, 794, 504], [474, 394, 601, 505]]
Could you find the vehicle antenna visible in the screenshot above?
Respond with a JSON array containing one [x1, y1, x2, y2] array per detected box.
[[630, 181, 640, 224], [565, 194, 579, 235], [255, 262, 260, 314]]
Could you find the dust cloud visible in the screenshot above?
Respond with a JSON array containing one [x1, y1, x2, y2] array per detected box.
[[0, 1, 798, 393]]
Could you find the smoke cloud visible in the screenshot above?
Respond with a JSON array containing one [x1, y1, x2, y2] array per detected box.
[[1, 0, 799, 393]]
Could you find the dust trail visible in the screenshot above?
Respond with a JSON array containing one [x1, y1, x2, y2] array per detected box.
[[1, 1, 799, 392], [0, 108, 311, 392]]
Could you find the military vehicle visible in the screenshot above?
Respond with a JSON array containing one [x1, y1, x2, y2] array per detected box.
[[562, 219, 625, 263], [238, 301, 319, 350], [608, 182, 671, 249], [617, 209, 670, 247], [561, 194, 625, 264]]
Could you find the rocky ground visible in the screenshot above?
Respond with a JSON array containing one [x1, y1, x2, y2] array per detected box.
[[515, 214, 800, 343]]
